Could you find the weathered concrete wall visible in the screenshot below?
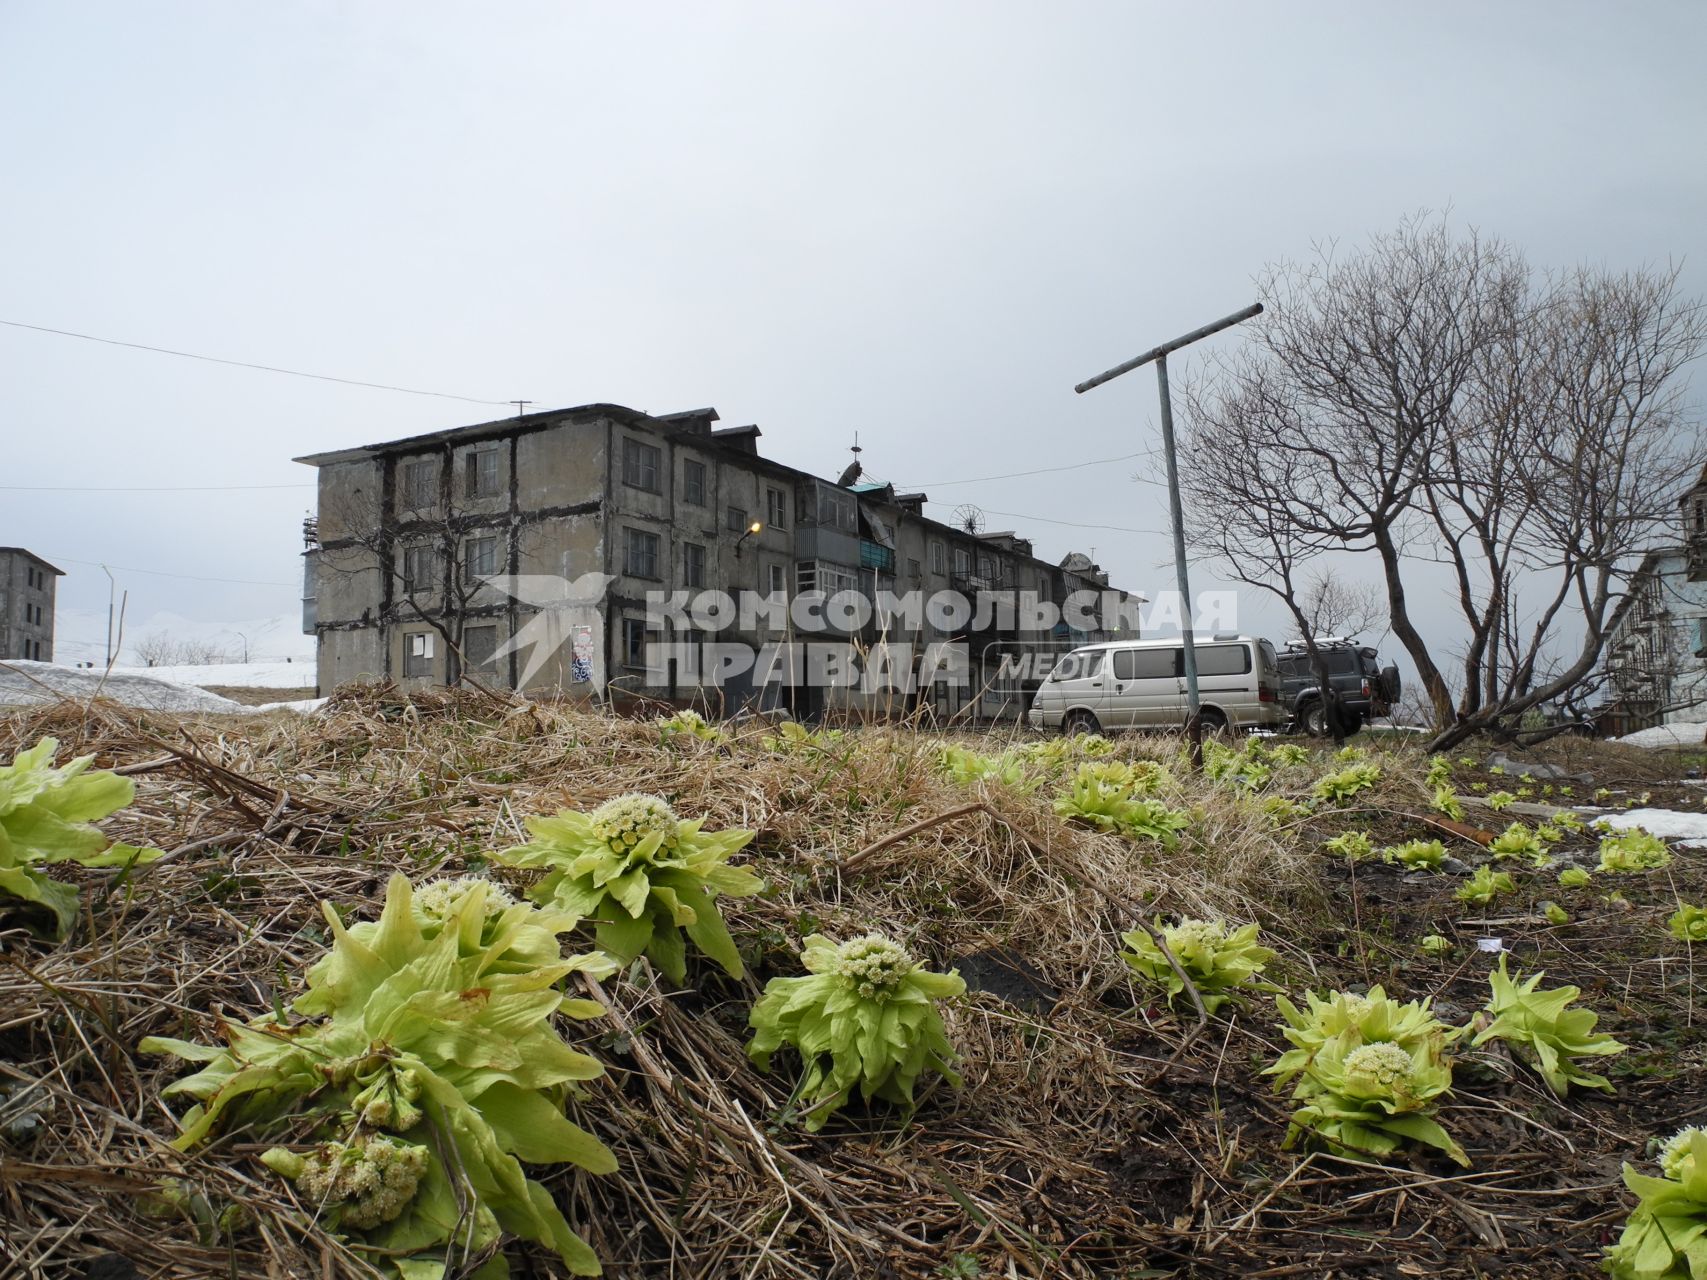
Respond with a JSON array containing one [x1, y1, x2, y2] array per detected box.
[[0, 550, 58, 661]]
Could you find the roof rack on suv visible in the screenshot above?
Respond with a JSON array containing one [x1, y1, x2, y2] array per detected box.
[[1279, 636, 1357, 654]]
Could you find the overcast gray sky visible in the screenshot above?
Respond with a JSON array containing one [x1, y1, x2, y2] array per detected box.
[[3, 1, 1703, 666]]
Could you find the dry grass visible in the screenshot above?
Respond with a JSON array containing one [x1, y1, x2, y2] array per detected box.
[[0, 689, 1700, 1279]]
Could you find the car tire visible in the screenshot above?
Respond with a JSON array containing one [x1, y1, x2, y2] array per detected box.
[[1301, 700, 1329, 737], [1197, 707, 1230, 736], [1064, 710, 1102, 736], [1343, 711, 1364, 735]]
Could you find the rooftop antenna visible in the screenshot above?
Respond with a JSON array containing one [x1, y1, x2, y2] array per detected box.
[[511, 400, 533, 419], [836, 431, 864, 487]]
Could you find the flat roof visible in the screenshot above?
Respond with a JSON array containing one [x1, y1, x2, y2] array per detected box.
[[292, 402, 657, 467]]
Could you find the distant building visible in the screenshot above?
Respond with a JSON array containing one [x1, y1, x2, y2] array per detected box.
[[1599, 466, 1707, 733], [0, 548, 62, 662], [296, 403, 1140, 720]]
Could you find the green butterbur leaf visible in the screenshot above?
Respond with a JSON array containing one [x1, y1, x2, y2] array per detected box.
[[0, 737, 163, 940], [494, 793, 763, 983], [1267, 986, 1466, 1166], [1119, 918, 1275, 1015], [1470, 955, 1624, 1096], [143, 874, 614, 1277], [748, 933, 964, 1131]]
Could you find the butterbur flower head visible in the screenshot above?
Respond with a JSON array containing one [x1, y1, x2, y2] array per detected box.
[[413, 876, 515, 921], [590, 793, 680, 859], [1660, 1126, 1705, 1180], [1166, 918, 1228, 958], [833, 934, 915, 1001], [1337, 991, 1374, 1022], [1343, 1041, 1417, 1102], [281, 1133, 429, 1230]]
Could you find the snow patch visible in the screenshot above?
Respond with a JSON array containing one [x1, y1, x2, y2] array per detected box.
[[110, 661, 315, 690], [0, 661, 318, 716], [1612, 723, 1707, 749]]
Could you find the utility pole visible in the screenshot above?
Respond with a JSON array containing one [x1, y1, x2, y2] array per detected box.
[[511, 400, 533, 419], [102, 564, 116, 667], [1074, 302, 1263, 769]]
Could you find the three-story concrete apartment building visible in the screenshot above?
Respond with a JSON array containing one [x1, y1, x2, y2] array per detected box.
[[0, 547, 61, 662], [1600, 464, 1707, 732], [296, 404, 1139, 720]]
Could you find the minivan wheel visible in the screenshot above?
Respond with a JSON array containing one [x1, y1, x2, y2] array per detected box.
[[1197, 708, 1229, 736], [1064, 710, 1102, 736]]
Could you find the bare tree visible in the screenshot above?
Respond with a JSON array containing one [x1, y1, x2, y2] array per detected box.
[[1292, 571, 1386, 642], [315, 448, 541, 688], [132, 632, 233, 666], [1179, 216, 1707, 752]]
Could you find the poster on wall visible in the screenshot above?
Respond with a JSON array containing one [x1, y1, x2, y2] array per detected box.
[[571, 626, 594, 683]]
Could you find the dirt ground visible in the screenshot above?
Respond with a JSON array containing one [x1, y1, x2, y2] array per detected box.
[[1, 690, 1702, 1279]]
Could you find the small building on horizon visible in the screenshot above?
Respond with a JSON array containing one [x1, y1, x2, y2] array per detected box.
[[0, 548, 62, 662]]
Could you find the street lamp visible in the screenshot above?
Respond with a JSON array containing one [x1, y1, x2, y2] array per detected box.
[[734, 520, 763, 557]]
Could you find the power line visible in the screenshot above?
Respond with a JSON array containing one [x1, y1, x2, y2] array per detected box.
[[967, 506, 1171, 538], [2, 482, 313, 493], [903, 449, 1160, 488], [42, 554, 297, 588], [0, 318, 515, 407]]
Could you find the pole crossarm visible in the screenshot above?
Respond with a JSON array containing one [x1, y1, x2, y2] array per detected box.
[[1072, 300, 1263, 769], [1073, 302, 1263, 395]]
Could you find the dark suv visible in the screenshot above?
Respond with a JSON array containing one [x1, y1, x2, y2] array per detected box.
[[1274, 639, 1401, 736]]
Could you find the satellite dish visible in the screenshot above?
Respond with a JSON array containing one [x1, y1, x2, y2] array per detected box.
[[954, 504, 985, 535]]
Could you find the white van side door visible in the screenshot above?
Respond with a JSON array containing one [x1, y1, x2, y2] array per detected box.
[[1110, 646, 1184, 727]]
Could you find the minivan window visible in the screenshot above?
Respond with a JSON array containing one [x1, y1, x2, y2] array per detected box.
[[1113, 647, 1179, 680], [1050, 650, 1103, 681], [1195, 644, 1251, 677]]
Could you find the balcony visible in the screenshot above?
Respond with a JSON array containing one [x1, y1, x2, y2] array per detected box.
[[859, 540, 895, 574]]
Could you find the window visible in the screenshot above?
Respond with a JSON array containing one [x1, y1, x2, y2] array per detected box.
[[977, 552, 997, 583], [767, 487, 788, 529], [683, 458, 706, 506], [816, 486, 857, 532], [404, 631, 435, 677], [952, 546, 972, 577], [929, 540, 946, 575], [462, 625, 498, 673], [403, 460, 434, 509], [1113, 647, 1180, 680], [727, 505, 748, 533], [683, 541, 706, 588], [767, 563, 787, 595], [1195, 644, 1252, 677], [465, 447, 500, 500], [1049, 650, 1103, 681], [400, 545, 437, 596], [623, 438, 661, 492], [796, 561, 861, 595], [907, 557, 921, 579], [464, 535, 498, 582], [623, 527, 661, 579], [622, 617, 650, 668]]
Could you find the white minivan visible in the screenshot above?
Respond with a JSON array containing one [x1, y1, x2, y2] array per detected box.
[[1027, 634, 1285, 735]]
